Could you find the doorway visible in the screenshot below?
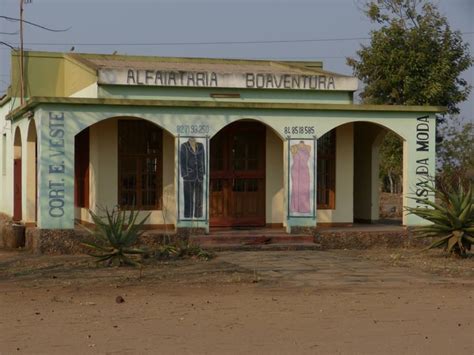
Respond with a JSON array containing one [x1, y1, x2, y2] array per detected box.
[[13, 128, 22, 222], [210, 121, 266, 227]]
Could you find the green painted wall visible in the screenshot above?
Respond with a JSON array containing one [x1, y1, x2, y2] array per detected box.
[[98, 85, 354, 104], [29, 103, 436, 230]]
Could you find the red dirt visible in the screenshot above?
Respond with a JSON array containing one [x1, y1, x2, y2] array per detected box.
[[0, 249, 473, 354]]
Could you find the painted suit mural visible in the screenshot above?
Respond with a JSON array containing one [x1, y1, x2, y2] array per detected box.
[[180, 138, 205, 218]]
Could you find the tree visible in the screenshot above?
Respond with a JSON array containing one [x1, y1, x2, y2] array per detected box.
[[379, 131, 403, 193], [348, 0, 472, 115], [437, 117, 474, 179], [347, 0, 473, 194]]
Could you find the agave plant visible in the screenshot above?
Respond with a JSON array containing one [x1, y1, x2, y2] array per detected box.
[[82, 207, 150, 266], [406, 179, 474, 257]]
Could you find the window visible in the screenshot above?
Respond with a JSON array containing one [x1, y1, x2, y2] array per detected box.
[[2, 133, 6, 176], [118, 120, 163, 209], [75, 128, 90, 208], [317, 130, 336, 209]]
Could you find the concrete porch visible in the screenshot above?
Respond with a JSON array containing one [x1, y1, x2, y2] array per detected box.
[[187, 223, 411, 251]]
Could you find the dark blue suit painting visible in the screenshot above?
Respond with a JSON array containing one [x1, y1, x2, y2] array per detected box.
[[180, 138, 205, 218]]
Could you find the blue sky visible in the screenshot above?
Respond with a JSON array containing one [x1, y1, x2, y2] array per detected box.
[[1, 0, 472, 119]]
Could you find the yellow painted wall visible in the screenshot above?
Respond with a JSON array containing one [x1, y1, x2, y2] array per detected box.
[[317, 123, 354, 223], [265, 128, 284, 224], [11, 52, 64, 98], [63, 57, 97, 97], [10, 52, 96, 99], [161, 132, 177, 225], [69, 83, 98, 98], [353, 123, 385, 221], [77, 118, 286, 226], [75, 118, 176, 226], [77, 120, 355, 226]]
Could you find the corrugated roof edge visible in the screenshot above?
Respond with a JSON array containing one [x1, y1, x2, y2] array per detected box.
[[6, 96, 446, 121], [70, 51, 324, 68], [12, 50, 326, 73]]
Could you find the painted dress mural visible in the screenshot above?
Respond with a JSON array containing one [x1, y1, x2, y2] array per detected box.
[[288, 139, 316, 217], [178, 137, 207, 221]]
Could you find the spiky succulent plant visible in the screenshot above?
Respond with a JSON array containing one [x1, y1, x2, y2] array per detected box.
[[406, 180, 474, 257], [82, 207, 150, 266]]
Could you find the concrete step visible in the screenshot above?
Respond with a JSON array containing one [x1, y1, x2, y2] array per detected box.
[[199, 243, 322, 252], [190, 235, 315, 246]]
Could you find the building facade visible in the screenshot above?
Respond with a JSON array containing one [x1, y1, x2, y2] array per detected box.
[[0, 51, 442, 242]]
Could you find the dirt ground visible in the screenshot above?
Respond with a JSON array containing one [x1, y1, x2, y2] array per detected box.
[[379, 192, 403, 219], [0, 248, 473, 355]]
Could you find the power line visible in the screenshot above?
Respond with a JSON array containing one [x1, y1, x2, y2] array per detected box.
[[0, 30, 19, 35], [2, 30, 472, 48], [0, 41, 15, 49], [0, 15, 71, 32], [9, 36, 372, 47]]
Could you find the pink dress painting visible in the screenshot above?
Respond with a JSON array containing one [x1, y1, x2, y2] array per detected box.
[[290, 144, 311, 213]]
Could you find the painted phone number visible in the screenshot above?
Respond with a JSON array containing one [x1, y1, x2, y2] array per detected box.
[[177, 125, 210, 135], [284, 126, 315, 135]]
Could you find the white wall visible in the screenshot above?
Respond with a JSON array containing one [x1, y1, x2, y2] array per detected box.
[[69, 83, 98, 98], [0, 103, 13, 217], [317, 123, 354, 224], [25, 121, 37, 223]]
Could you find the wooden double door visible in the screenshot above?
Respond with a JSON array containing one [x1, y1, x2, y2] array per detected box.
[[210, 122, 266, 227]]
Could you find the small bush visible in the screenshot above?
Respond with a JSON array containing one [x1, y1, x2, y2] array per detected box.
[[155, 239, 214, 261]]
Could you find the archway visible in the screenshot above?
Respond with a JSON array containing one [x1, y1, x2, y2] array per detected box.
[[210, 120, 283, 227], [316, 121, 405, 225], [13, 127, 22, 222], [74, 116, 175, 227], [352, 121, 404, 224], [26, 120, 37, 223]]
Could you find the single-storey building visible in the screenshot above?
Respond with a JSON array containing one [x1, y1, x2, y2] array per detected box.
[[0, 51, 442, 247]]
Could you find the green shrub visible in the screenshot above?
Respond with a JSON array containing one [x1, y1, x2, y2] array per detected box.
[[82, 207, 150, 266], [406, 178, 474, 257], [155, 239, 214, 261]]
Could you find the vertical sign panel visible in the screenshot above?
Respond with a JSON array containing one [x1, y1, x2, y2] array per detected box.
[[178, 136, 208, 222], [288, 138, 316, 218], [38, 111, 74, 229]]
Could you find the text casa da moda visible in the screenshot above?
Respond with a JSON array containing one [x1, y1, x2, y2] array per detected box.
[[415, 115, 432, 201]]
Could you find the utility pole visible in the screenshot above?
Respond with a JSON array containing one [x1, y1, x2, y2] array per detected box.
[[19, 0, 25, 105], [19, 0, 32, 105]]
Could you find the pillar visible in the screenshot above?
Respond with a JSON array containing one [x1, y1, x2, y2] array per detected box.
[[37, 110, 75, 229], [25, 119, 37, 224], [402, 114, 437, 226]]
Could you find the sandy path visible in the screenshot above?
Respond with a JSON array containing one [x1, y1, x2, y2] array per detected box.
[[0, 250, 473, 355]]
